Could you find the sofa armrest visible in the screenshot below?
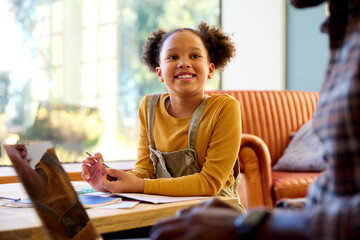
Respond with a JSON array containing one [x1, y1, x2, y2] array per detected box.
[[239, 133, 274, 208]]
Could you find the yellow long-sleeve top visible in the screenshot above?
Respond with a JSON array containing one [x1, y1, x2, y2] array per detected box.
[[128, 93, 241, 196]]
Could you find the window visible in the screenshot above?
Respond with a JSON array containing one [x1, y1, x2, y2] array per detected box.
[[0, 0, 220, 165]]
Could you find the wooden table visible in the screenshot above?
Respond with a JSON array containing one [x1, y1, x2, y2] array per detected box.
[[0, 182, 239, 240]]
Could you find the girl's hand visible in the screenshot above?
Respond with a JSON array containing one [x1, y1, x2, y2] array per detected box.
[[102, 169, 144, 193], [81, 152, 107, 192]]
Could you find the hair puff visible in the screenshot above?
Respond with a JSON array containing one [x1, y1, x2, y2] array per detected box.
[[142, 22, 236, 72]]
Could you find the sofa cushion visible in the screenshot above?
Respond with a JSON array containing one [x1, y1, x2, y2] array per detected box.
[[272, 171, 321, 201], [272, 119, 327, 172]]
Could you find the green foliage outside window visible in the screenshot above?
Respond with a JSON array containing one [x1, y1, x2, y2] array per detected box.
[[0, 0, 220, 165]]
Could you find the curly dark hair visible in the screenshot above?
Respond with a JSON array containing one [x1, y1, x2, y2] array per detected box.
[[142, 22, 236, 72]]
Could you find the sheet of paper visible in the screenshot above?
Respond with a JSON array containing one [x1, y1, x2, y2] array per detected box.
[[72, 181, 213, 204], [2, 195, 122, 208], [97, 200, 140, 209], [1, 198, 33, 208], [112, 193, 212, 204]]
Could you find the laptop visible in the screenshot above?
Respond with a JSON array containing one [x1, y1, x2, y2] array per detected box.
[[3, 143, 151, 240]]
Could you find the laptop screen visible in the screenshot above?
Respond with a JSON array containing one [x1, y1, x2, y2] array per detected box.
[[3, 144, 102, 240]]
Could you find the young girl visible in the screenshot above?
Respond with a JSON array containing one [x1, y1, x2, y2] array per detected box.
[[81, 22, 244, 211]]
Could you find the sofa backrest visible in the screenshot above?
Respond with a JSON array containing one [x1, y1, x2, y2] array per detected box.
[[206, 90, 319, 166]]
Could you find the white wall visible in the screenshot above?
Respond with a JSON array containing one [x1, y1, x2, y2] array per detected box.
[[221, 0, 286, 90]]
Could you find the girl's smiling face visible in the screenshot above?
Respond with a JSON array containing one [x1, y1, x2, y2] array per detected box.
[[156, 30, 215, 97]]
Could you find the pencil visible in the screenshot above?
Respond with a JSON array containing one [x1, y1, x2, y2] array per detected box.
[[0, 196, 21, 201], [86, 152, 111, 169], [85, 152, 118, 181]]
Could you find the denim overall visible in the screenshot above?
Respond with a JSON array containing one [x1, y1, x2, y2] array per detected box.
[[147, 94, 245, 211]]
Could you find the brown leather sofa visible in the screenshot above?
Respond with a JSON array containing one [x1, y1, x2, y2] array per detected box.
[[206, 90, 322, 209]]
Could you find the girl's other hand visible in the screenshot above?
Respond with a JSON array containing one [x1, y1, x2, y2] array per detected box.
[[102, 169, 144, 193], [81, 152, 107, 192]]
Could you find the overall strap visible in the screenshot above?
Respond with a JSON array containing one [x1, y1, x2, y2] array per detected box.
[[147, 93, 162, 150], [188, 96, 208, 149], [146, 94, 208, 150]]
